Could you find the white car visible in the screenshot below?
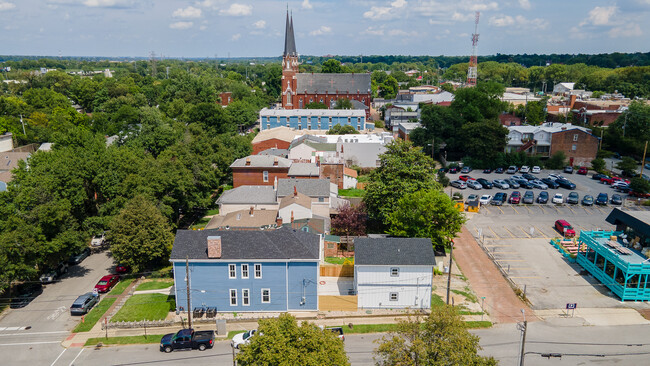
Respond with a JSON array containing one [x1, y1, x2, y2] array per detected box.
[[548, 174, 564, 181], [552, 193, 564, 204], [451, 180, 467, 189], [91, 233, 105, 247], [531, 166, 541, 174], [519, 166, 530, 173], [512, 175, 525, 181], [479, 195, 493, 205], [231, 329, 257, 349], [467, 180, 482, 190], [612, 181, 629, 189]]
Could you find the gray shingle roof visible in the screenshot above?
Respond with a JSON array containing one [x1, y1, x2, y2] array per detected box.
[[355, 238, 435, 266], [216, 186, 277, 204], [258, 148, 289, 158], [288, 163, 320, 177], [277, 178, 330, 198], [230, 155, 292, 168], [296, 73, 371, 95], [170, 227, 319, 260]]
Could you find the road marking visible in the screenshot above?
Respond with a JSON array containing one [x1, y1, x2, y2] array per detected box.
[[539, 205, 546, 214], [0, 341, 61, 347], [50, 348, 67, 366], [497, 206, 504, 214], [525, 206, 532, 214], [489, 227, 499, 238], [47, 306, 67, 321], [519, 226, 532, 238], [553, 205, 561, 213], [0, 331, 68, 337], [567, 205, 576, 214], [512, 206, 519, 214], [534, 226, 549, 238], [596, 206, 606, 213], [69, 348, 84, 366], [503, 227, 515, 238]]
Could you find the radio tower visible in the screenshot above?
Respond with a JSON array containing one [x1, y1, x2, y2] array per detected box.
[[467, 12, 480, 87]]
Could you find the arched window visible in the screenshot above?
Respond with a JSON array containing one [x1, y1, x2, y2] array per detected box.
[[286, 92, 292, 105]]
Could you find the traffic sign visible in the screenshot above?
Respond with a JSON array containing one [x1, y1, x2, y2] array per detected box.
[[566, 303, 577, 309]]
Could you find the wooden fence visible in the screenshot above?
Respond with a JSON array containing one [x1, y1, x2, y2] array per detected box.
[[320, 265, 354, 277]]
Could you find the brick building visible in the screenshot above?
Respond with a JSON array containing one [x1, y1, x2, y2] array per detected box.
[[230, 155, 291, 188], [219, 92, 232, 107], [550, 128, 599, 166]]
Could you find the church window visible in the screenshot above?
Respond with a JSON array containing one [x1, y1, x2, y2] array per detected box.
[[299, 99, 303, 108], [320, 98, 323, 103], [286, 92, 292, 105], [310, 98, 313, 103]]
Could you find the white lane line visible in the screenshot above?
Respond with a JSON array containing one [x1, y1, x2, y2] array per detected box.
[[50, 348, 67, 366], [1, 327, 24, 331], [69, 348, 84, 366], [0, 331, 69, 337], [0, 341, 61, 346]]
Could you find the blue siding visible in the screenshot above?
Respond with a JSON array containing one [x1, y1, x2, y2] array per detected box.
[[173, 261, 318, 312], [260, 113, 366, 131]]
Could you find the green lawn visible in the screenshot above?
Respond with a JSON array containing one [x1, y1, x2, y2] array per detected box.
[[190, 217, 211, 230], [136, 280, 174, 292], [341, 324, 398, 334], [227, 330, 247, 339], [205, 208, 219, 216], [85, 334, 165, 346], [465, 321, 492, 328], [72, 297, 117, 333], [338, 188, 365, 197], [325, 257, 353, 265], [108, 278, 134, 296], [431, 293, 445, 308], [110, 293, 175, 322]]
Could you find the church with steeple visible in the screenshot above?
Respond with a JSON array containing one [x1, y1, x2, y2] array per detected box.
[[281, 11, 371, 111]]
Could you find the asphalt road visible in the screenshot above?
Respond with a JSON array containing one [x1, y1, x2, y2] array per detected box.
[[0, 250, 115, 365]]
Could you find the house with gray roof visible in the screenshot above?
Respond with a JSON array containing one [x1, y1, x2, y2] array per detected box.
[[354, 237, 435, 309], [288, 162, 320, 178], [278, 178, 331, 220], [216, 186, 278, 215], [170, 227, 321, 312], [230, 155, 292, 188]]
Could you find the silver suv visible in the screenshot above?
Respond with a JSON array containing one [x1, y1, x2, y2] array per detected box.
[[70, 292, 99, 315]]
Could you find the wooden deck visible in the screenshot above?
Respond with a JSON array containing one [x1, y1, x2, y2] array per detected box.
[[319, 295, 358, 311]]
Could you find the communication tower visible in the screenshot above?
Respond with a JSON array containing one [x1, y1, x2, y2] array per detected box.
[[467, 12, 480, 86]]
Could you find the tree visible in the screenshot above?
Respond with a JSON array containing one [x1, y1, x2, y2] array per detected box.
[[331, 203, 367, 237], [327, 124, 358, 135], [236, 313, 349, 366], [460, 121, 509, 167], [379, 76, 398, 99], [321, 59, 344, 74], [524, 100, 545, 125], [363, 140, 439, 232], [304, 102, 327, 109], [334, 98, 353, 109], [591, 157, 606, 172], [387, 189, 465, 250], [630, 177, 650, 194], [108, 196, 174, 273], [616, 156, 638, 175], [545, 151, 566, 169], [437, 170, 450, 187], [374, 306, 497, 366]]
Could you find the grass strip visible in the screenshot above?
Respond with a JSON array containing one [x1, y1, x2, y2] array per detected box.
[[431, 293, 445, 308], [324, 257, 354, 265], [72, 297, 117, 333], [110, 293, 175, 322], [338, 188, 365, 197], [108, 278, 134, 296], [341, 323, 398, 334], [136, 280, 174, 292], [84, 334, 165, 346], [227, 330, 247, 339], [465, 321, 493, 328]]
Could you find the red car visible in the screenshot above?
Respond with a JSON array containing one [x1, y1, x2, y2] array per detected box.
[[555, 219, 576, 238], [95, 275, 120, 293], [577, 167, 588, 175], [509, 191, 521, 204], [115, 264, 130, 274], [459, 175, 475, 182], [601, 176, 629, 185]]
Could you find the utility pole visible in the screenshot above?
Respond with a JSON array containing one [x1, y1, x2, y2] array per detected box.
[[641, 141, 648, 178], [446, 240, 454, 305], [20, 114, 25, 135], [186, 256, 192, 329], [518, 309, 528, 366], [599, 129, 603, 151]]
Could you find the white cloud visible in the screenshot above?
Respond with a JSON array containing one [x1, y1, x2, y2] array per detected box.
[[195, 0, 222, 9], [302, 0, 312, 10], [489, 15, 514, 27], [362, 26, 384, 36], [489, 14, 546, 30], [253, 20, 266, 29], [309, 25, 332, 36], [609, 23, 642, 38], [518, 0, 531, 10], [83, 0, 131, 7], [231, 33, 241, 41], [170, 21, 193, 30], [581, 6, 617, 26], [388, 29, 417, 37], [173, 6, 202, 18], [363, 0, 408, 20], [200, 25, 207, 30], [0, 1, 15, 11], [391, 0, 407, 8], [220, 3, 252, 16], [451, 12, 472, 21]]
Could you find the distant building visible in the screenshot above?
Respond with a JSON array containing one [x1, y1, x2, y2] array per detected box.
[[0, 133, 13, 153], [552, 82, 575, 95], [230, 155, 292, 188], [219, 92, 232, 107], [259, 108, 367, 131]]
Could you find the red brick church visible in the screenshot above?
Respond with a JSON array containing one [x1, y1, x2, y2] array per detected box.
[[281, 12, 371, 110]]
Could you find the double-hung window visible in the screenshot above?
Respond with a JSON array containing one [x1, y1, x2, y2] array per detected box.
[[242, 289, 250, 306], [390, 267, 399, 277], [229, 264, 236, 279], [230, 289, 237, 306], [261, 289, 271, 303], [241, 264, 249, 279], [254, 264, 262, 279]]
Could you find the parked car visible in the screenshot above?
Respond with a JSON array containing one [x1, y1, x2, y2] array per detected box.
[[601, 176, 629, 185], [596, 193, 609, 205], [616, 185, 632, 193], [94, 274, 120, 293], [476, 178, 493, 189], [582, 195, 594, 206], [448, 166, 459, 174], [161, 329, 215, 352], [512, 175, 525, 181], [68, 247, 91, 265], [509, 191, 522, 204], [537, 191, 549, 204], [522, 191, 535, 204], [491, 192, 507, 205], [612, 181, 629, 189], [495, 167, 505, 174], [325, 327, 345, 341], [577, 167, 588, 175], [482, 168, 492, 174], [520, 166, 530, 173], [555, 219, 576, 237], [451, 180, 467, 189], [467, 180, 482, 190], [506, 166, 518, 174], [91, 233, 106, 247], [70, 292, 99, 315], [630, 191, 650, 198], [515, 178, 534, 189], [522, 173, 536, 181], [466, 194, 479, 204], [541, 178, 560, 189], [231, 329, 258, 349], [548, 174, 564, 180], [556, 178, 576, 190], [564, 166, 574, 174], [611, 194, 623, 205], [592, 173, 608, 180], [459, 175, 474, 182], [505, 178, 520, 189], [531, 166, 541, 174], [566, 192, 579, 205], [552, 193, 564, 204], [40, 262, 69, 284], [460, 166, 472, 173], [10, 283, 43, 309], [479, 195, 493, 205], [530, 180, 548, 189], [493, 180, 510, 189], [115, 264, 131, 274]]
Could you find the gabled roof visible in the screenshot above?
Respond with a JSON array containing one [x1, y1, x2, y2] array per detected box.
[[170, 227, 319, 261], [258, 148, 289, 158], [252, 126, 299, 144], [0, 152, 30, 172], [296, 73, 371, 95], [355, 237, 435, 266], [288, 163, 320, 177], [230, 155, 292, 168], [205, 209, 278, 230], [216, 186, 277, 205], [277, 178, 330, 198], [279, 191, 312, 209]]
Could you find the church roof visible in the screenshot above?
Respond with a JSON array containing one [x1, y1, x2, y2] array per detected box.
[[284, 12, 297, 57], [296, 73, 371, 95]]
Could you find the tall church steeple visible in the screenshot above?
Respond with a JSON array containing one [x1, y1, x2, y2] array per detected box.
[[284, 11, 297, 57], [282, 10, 299, 109]]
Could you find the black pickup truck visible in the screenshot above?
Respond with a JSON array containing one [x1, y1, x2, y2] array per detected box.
[[160, 329, 215, 353]]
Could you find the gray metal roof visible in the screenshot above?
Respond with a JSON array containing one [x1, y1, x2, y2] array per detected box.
[[355, 238, 435, 266], [230, 155, 292, 168], [258, 148, 289, 158], [296, 73, 371, 95], [217, 186, 277, 204], [606, 208, 650, 238], [277, 178, 330, 198], [170, 227, 319, 260], [283, 12, 297, 57], [288, 163, 320, 177]]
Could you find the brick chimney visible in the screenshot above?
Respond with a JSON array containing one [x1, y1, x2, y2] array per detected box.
[[276, 216, 283, 226], [291, 210, 294, 223], [273, 157, 279, 166], [245, 157, 251, 166], [207, 236, 222, 258], [249, 206, 254, 216], [293, 186, 297, 197]]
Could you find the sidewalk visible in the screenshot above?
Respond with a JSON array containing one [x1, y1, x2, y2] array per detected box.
[[453, 226, 536, 324]]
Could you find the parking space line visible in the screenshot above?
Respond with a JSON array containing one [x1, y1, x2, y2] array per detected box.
[[512, 206, 519, 214], [534, 226, 550, 238], [596, 206, 606, 213], [539, 205, 546, 214], [567, 205, 576, 214], [497, 206, 504, 214], [489, 227, 500, 238], [552, 205, 561, 213], [503, 226, 516, 238], [525, 206, 532, 214], [519, 226, 532, 238]]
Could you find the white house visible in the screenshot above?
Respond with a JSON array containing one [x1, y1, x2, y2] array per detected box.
[[278, 190, 312, 223], [354, 238, 435, 309], [553, 82, 575, 95]]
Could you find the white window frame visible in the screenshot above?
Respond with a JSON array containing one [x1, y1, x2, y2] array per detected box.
[[241, 264, 249, 279], [573, 134, 579, 141], [254, 264, 262, 279], [261, 288, 271, 303], [572, 144, 577, 151], [263, 171, 269, 182], [389, 292, 398, 301], [242, 289, 250, 306], [228, 264, 236, 279], [230, 289, 237, 306], [390, 267, 399, 277]]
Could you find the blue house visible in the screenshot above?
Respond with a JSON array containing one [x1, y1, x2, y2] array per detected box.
[[170, 227, 321, 313]]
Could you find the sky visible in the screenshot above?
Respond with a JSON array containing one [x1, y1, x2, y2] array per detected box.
[[0, 0, 649, 58]]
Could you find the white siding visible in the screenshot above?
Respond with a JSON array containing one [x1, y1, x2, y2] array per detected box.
[[288, 144, 316, 161], [219, 203, 279, 216], [355, 265, 433, 309], [278, 203, 312, 222]]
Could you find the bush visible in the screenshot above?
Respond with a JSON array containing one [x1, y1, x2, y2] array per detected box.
[[545, 151, 566, 169], [591, 157, 606, 172], [437, 170, 450, 187], [631, 177, 650, 194]]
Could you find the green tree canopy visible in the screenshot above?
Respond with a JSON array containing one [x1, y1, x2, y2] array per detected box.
[[545, 151, 566, 169], [630, 177, 650, 194], [327, 124, 358, 135], [304, 102, 327, 109], [321, 59, 345, 74], [591, 157, 606, 172], [334, 98, 353, 109], [616, 156, 638, 174]]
